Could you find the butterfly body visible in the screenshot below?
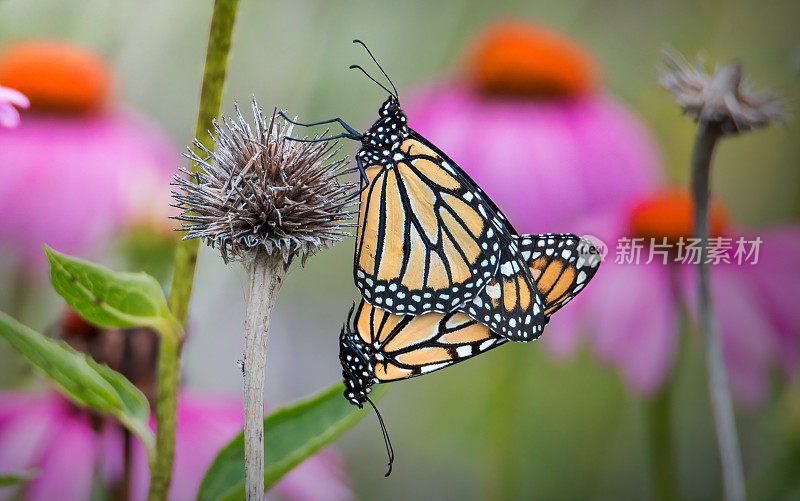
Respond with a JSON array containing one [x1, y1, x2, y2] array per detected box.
[[355, 96, 408, 168]]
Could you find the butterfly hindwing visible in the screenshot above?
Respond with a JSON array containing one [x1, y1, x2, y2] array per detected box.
[[519, 233, 602, 316], [457, 233, 601, 342], [461, 251, 548, 342]]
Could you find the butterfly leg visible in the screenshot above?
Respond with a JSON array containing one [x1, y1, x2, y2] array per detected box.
[[287, 133, 361, 143], [278, 111, 363, 138], [342, 155, 369, 188], [355, 156, 369, 188]]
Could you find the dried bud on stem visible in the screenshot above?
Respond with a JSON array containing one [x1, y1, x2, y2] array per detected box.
[[661, 49, 787, 501], [172, 97, 357, 499], [173, 98, 358, 265], [660, 49, 785, 134]]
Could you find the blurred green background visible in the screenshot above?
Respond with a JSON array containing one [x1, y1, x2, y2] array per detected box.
[[1, 0, 798, 499]]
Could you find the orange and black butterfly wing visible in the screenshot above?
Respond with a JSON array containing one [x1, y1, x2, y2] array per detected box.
[[340, 301, 507, 404], [519, 233, 602, 316], [354, 131, 516, 316], [369, 304, 506, 382], [406, 130, 518, 237], [460, 250, 548, 342], [458, 233, 601, 342]]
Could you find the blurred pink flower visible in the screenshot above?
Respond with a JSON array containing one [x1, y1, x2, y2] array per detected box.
[[405, 21, 660, 233], [0, 41, 177, 270], [0, 392, 353, 501], [0, 113, 177, 267], [546, 190, 800, 406], [0, 85, 28, 127]]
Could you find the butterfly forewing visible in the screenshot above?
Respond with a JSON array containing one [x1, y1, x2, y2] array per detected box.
[[407, 130, 518, 238], [354, 133, 514, 316], [346, 301, 507, 385]]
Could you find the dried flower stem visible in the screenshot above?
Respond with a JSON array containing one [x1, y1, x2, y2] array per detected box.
[[691, 120, 745, 501], [660, 50, 783, 501], [151, 0, 240, 500], [173, 99, 355, 498], [242, 250, 286, 499]]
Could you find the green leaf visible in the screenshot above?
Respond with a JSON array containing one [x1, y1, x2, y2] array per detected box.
[[198, 383, 385, 501], [0, 469, 38, 487], [44, 245, 180, 339], [0, 311, 155, 455]]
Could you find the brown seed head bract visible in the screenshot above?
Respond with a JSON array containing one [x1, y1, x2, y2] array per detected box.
[[173, 98, 359, 264], [660, 49, 786, 133]]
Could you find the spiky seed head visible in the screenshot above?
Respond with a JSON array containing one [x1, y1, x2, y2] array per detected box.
[[172, 98, 359, 264], [659, 49, 786, 134]]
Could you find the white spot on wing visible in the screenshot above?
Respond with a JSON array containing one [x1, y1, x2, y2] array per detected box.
[[479, 339, 496, 351], [456, 345, 472, 357], [422, 362, 448, 373]]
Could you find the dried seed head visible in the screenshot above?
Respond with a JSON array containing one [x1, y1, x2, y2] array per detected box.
[[659, 49, 786, 133], [173, 98, 358, 264]]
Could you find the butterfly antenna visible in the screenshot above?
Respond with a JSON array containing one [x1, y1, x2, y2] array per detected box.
[[352, 39, 399, 100], [349, 65, 396, 99], [366, 396, 394, 477]]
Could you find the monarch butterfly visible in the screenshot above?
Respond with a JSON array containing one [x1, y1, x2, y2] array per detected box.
[[283, 42, 602, 475], [284, 40, 552, 340], [340, 233, 601, 407]]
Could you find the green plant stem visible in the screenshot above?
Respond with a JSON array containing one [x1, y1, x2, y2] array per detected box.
[[110, 428, 133, 501], [148, 337, 181, 500], [123, 429, 133, 501], [148, 1, 240, 500], [484, 347, 520, 501], [645, 384, 678, 501], [167, 0, 241, 326], [691, 121, 745, 501]]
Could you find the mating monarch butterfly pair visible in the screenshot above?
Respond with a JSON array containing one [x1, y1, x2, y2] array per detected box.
[[285, 40, 601, 475]]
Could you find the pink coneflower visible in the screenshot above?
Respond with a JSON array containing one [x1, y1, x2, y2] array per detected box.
[[0, 85, 28, 127], [0, 392, 352, 501], [405, 20, 661, 233], [546, 190, 800, 406], [0, 312, 353, 501], [0, 41, 177, 270]]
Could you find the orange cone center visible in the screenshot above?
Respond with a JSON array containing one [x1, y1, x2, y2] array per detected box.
[[0, 41, 111, 114], [466, 21, 598, 98], [629, 190, 728, 244]]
